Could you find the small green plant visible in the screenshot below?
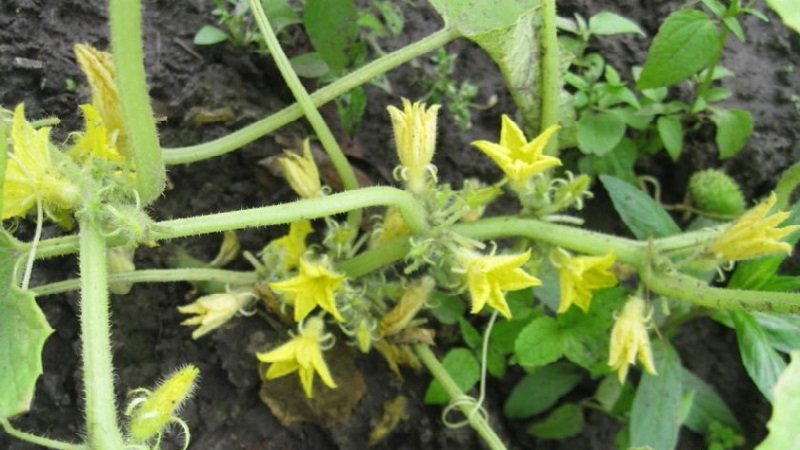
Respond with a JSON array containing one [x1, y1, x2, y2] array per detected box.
[[420, 48, 481, 130], [2, 1, 800, 450]]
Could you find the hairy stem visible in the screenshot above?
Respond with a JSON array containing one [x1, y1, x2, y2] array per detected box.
[[0, 419, 85, 450], [108, 0, 165, 204], [161, 27, 460, 165], [32, 268, 258, 296], [413, 345, 508, 450], [78, 216, 125, 449], [247, 0, 362, 231], [540, 0, 560, 156]]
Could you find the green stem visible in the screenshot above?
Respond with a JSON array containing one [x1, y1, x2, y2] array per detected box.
[[336, 236, 411, 277], [540, 0, 560, 156], [774, 159, 800, 211], [161, 27, 460, 165], [412, 345, 507, 450], [78, 217, 125, 449], [108, 0, 165, 205], [0, 419, 85, 450], [644, 270, 800, 313], [691, 25, 729, 113], [32, 187, 428, 260], [32, 268, 258, 296], [247, 0, 363, 231]]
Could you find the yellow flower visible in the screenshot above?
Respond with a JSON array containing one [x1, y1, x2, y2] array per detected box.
[[68, 104, 123, 163], [608, 296, 657, 383], [267, 220, 312, 270], [279, 139, 322, 198], [73, 44, 127, 155], [472, 116, 561, 189], [178, 290, 257, 339], [370, 207, 410, 247], [2, 104, 79, 220], [270, 258, 345, 322], [551, 249, 618, 313], [458, 250, 542, 319], [256, 316, 337, 397], [707, 193, 799, 261], [387, 98, 440, 193]]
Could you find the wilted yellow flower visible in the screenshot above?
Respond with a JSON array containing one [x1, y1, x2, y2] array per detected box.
[[370, 207, 409, 247], [608, 296, 657, 383], [472, 116, 561, 189], [270, 258, 345, 322], [380, 276, 434, 337], [551, 249, 617, 313], [178, 290, 257, 339], [387, 98, 440, 193], [257, 316, 337, 397], [279, 139, 322, 198], [73, 44, 126, 154], [267, 220, 312, 270], [457, 249, 542, 319], [68, 104, 123, 163], [707, 193, 799, 261], [2, 104, 79, 220]]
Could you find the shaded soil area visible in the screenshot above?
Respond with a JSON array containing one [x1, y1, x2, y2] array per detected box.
[[1, 0, 798, 449]]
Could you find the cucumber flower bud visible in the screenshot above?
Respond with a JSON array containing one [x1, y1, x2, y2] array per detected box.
[[608, 296, 657, 383], [387, 98, 441, 194], [278, 139, 322, 198], [178, 290, 257, 339]]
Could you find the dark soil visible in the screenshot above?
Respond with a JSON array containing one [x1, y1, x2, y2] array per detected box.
[[1, 0, 798, 449]]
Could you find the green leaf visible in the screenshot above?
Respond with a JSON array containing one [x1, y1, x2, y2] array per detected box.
[[514, 316, 563, 369], [657, 115, 684, 161], [600, 175, 681, 239], [375, 0, 404, 36], [289, 53, 330, 78], [766, 0, 800, 33], [458, 317, 482, 350], [753, 312, 800, 353], [428, 0, 540, 36], [577, 111, 626, 156], [730, 311, 786, 401], [0, 234, 54, 419], [193, 25, 229, 46], [637, 9, 719, 90], [712, 108, 753, 159], [1, 122, 6, 215], [430, 291, 465, 325], [503, 363, 583, 419], [334, 86, 366, 137], [262, 0, 301, 33], [448, 2, 544, 137], [303, 0, 359, 73], [630, 343, 683, 450], [756, 350, 800, 450], [527, 403, 584, 439], [424, 348, 480, 405], [682, 368, 742, 435], [579, 138, 638, 185], [588, 12, 645, 37]]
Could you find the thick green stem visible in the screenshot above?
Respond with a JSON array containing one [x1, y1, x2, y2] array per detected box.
[[32, 268, 257, 297], [644, 270, 800, 313], [774, 159, 800, 211], [161, 27, 460, 165], [31, 187, 427, 260], [78, 217, 125, 449], [337, 236, 411, 277], [108, 0, 165, 205], [0, 419, 85, 450], [413, 345, 507, 450], [540, 0, 560, 156]]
